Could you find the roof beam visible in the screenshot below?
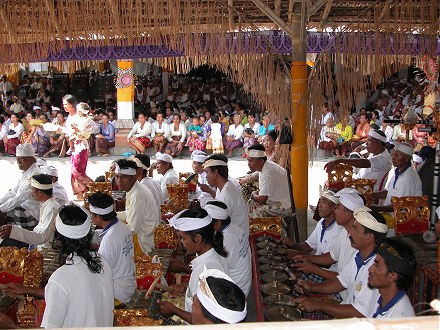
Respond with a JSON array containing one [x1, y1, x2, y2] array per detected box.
[[379, 0, 391, 21], [249, 0, 293, 37], [274, 0, 282, 18], [228, 0, 234, 31], [320, 0, 333, 27], [309, 0, 327, 18], [288, 0, 294, 23]]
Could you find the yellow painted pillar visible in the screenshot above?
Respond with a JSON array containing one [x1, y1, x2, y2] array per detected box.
[[114, 60, 135, 154], [291, 6, 308, 241]]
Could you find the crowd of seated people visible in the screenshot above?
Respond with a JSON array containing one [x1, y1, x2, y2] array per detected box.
[[317, 72, 439, 158]]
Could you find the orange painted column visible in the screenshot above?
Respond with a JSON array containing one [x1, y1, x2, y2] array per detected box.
[[290, 62, 308, 240]]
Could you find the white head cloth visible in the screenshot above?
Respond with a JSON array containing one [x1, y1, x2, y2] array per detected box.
[[320, 190, 339, 204], [33, 106, 41, 111], [156, 152, 173, 164], [353, 206, 388, 233], [40, 165, 58, 177], [169, 210, 212, 231], [197, 268, 247, 323], [368, 130, 387, 143], [16, 143, 35, 157], [191, 150, 208, 163], [114, 163, 136, 176], [55, 208, 91, 239], [394, 142, 414, 156], [336, 188, 365, 212], [412, 154, 423, 164], [131, 156, 149, 171], [203, 159, 228, 169], [51, 106, 61, 111], [245, 147, 266, 158], [36, 158, 47, 167], [381, 89, 389, 95], [89, 204, 114, 215], [30, 177, 53, 190], [204, 204, 228, 220]]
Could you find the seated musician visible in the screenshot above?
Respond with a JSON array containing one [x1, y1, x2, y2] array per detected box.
[[246, 144, 291, 217], [148, 152, 179, 201], [40, 165, 69, 205], [191, 150, 215, 201], [131, 154, 164, 206], [282, 190, 341, 276], [41, 204, 114, 328], [294, 208, 388, 319], [114, 159, 161, 255], [368, 238, 416, 318], [205, 200, 252, 296], [192, 269, 247, 324], [0, 174, 60, 249], [157, 208, 228, 324], [371, 142, 422, 213], [0, 143, 41, 247], [88, 192, 136, 305], [325, 130, 392, 191]]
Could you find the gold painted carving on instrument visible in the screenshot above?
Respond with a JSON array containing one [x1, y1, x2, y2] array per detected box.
[[154, 224, 178, 249], [134, 255, 163, 279], [327, 163, 353, 187], [392, 196, 430, 224], [249, 217, 282, 235], [350, 179, 376, 206], [114, 309, 163, 326]]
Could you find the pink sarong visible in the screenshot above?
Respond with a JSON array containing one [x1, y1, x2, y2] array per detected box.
[[71, 149, 93, 195]]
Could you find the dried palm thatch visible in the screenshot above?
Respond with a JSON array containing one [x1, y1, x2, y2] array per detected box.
[[308, 0, 439, 156]]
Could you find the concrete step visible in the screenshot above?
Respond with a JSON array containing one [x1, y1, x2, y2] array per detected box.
[[110, 145, 245, 158]]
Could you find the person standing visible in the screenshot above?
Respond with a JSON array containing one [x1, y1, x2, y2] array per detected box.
[[61, 95, 93, 200], [41, 204, 114, 328], [132, 154, 164, 206]]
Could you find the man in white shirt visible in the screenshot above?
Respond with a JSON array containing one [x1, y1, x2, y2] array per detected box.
[[283, 190, 341, 274], [325, 130, 392, 191], [368, 238, 416, 318], [115, 159, 160, 255], [293, 188, 365, 299], [10, 96, 24, 114], [0, 174, 60, 249], [88, 192, 136, 304], [191, 150, 215, 201], [246, 144, 291, 217], [149, 152, 179, 201], [40, 166, 69, 205], [132, 154, 164, 206], [0, 75, 13, 99], [0, 143, 41, 247], [205, 200, 251, 297], [294, 207, 388, 318], [372, 142, 422, 212], [157, 208, 228, 324], [203, 154, 249, 237]]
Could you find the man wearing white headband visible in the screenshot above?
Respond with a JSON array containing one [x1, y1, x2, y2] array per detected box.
[[191, 150, 213, 200], [206, 200, 251, 296], [158, 208, 228, 324], [246, 143, 291, 217], [293, 188, 365, 299], [294, 207, 388, 318], [283, 190, 342, 274], [0, 174, 60, 249], [203, 154, 249, 237], [149, 152, 178, 201], [40, 165, 69, 205], [325, 129, 392, 192], [115, 159, 160, 254], [88, 192, 136, 304], [132, 154, 164, 206], [42, 204, 114, 328], [0, 143, 41, 244], [372, 142, 422, 213], [192, 268, 247, 324]]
